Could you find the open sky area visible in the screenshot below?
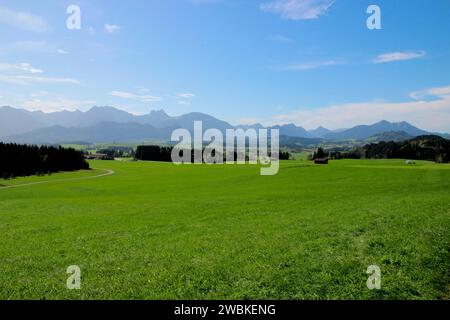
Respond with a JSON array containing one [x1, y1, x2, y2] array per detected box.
[[0, 0, 449, 131]]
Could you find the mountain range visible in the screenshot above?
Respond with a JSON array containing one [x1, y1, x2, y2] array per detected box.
[[322, 120, 429, 140], [0, 106, 448, 144]]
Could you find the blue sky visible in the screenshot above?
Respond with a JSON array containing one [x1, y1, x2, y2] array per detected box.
[[0, 0, 449, 131]]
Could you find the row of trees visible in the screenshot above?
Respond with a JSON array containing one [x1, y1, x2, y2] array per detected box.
[[310, 135, 450, 163], [135, 145, 173, 162], [279, 151, 291, 160], [311, 147, 327, 160], [134, 145, 291, 162], [311, 147, 361, 160], [97, 146, 135, 158], [363, 136, 450, 163], [0, 143, 89, 179]]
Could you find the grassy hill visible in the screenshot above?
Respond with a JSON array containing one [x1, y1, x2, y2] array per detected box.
[[0, 159, 449, 299]]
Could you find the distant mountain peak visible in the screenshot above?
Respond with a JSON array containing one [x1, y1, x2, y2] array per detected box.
[[89, 105, 110, 110], [324, 120, 429, 140], [0, 105, 24, 112], [309, 126, 332, 138], [149, 109, 169, 116], [145, 109, 171, 124], [88, 105, 122, 112]]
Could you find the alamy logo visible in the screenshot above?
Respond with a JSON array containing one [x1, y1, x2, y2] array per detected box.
[[367, 5, 382, 30], [66, 265, 81, 290], [366, 265, 381, 290], [171, 121, 280, 176], [66, 5, 81, 30]]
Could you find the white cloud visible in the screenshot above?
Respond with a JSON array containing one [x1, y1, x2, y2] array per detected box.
[[176, 93, 196, 99], [17, 75, 79, 84], [104, 24, 121, 34], [0, 6, 48, 32], [273, 60, 341, 71], [136, 86, 150, 93], [57, 49, 69, 55], [269, 85, 450, 132], [110, 91, 134, 99], [0, 62, 79, 85], [261, 0, 335, 20], [0, 41, 54, 54], [373, 51, 426, 64], [0, 75, 79, 85], [30, 90, 49, 97], [176, 93, 196, 106], [140, 96, 163, 103], [426, 86, 450, 98], [0, 62, 43, 74], [109, 91, 162, 103], [409, 85, 450, 100]]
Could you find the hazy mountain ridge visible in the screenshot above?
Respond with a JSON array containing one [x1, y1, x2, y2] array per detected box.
[[0, 106, 446, 144], [5, 122, 174, 144], [323, 120, 429, 140]]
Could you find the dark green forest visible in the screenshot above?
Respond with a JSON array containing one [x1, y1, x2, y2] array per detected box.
[[363, 135, 450, 163], [0, 143, 89, 179]]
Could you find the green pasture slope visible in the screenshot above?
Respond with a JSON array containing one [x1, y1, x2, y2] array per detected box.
[[0, 159, 449, 299]]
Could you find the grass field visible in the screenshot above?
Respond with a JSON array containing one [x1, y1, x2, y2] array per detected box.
[[0, 159, 449, 299]]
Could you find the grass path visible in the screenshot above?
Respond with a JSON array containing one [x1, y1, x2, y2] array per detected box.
[[0, 168, 114, 190]]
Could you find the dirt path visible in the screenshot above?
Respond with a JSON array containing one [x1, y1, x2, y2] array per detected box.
[[0, 168, 115, 190]]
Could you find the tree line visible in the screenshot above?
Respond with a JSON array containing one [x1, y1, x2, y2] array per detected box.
[[0, 143, 89, 179], [135, 145, 291, 162], [97, 146, 135, 158], [311, 148, 362, 160], [363, 135, 449, 163], [135, 145, 173, 162], [313, 135, 450, 163]]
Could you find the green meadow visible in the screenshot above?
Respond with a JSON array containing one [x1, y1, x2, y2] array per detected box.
[[0, 159, 449, 299]]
